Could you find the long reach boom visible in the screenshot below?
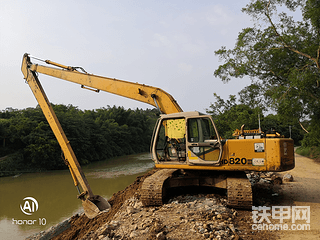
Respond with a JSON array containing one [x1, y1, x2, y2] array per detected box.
[[22, 54, 182, 114], [21, 53, 182, 218]]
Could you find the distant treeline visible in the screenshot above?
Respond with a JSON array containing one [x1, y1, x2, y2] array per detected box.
[[0, 99, 310, 176], [0, 105, 158, 175]]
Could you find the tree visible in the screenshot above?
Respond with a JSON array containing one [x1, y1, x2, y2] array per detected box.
[[0, 104, 159, 171], [207, 93, 263, 138], [207, 93, 303, 142], [214, 0, 320, 146]]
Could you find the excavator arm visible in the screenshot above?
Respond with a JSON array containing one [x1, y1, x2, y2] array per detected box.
[[22, 53, 182, 114], [21, 54, 111, 219], [21, 53, 183, 218]]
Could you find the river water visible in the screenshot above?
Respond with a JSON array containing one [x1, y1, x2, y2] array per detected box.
[[0, 152, 154, 240]]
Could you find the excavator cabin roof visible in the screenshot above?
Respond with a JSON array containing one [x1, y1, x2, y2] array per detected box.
[[161, 111, 206, 119]]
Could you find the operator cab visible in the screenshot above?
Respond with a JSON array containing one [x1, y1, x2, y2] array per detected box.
[[151, 112, 223, 165]]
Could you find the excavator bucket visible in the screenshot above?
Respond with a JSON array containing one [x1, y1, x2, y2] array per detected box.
[[82, 195, 111, 219]]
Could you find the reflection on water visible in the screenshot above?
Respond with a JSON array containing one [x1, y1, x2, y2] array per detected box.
[[0, 153, 154, 240], [86, 154, 154, 179]]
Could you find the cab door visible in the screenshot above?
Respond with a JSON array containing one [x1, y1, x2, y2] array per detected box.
[[186, 116, 222, 165]]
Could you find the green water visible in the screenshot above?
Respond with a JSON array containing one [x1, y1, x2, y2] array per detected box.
[[0, 153, 154, 240]]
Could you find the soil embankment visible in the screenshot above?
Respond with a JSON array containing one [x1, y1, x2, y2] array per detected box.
[[27, 153, 320, 239]]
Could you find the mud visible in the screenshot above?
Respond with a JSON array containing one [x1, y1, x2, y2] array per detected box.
[[51, 169, 158, 240]]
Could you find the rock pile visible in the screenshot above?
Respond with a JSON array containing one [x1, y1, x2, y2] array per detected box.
[[81, 194, 239, 240], [27, 170, 286, 240], [246, 171, 284, 185]]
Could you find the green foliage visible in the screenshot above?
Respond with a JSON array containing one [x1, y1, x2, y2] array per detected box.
[[214, 0, 320, 147], [300, 110, 320, 147], [0, 152, 25, 177], [0, 105, 158, 171], [207, 94, 263, 138], [296, 145, 320, 162], [207, 94, 304, 144]]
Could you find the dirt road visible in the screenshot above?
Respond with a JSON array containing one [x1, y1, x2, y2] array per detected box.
[[276, 153, 320, 239]]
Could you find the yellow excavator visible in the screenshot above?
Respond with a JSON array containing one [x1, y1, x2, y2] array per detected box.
[[21, 53, 295, 218]]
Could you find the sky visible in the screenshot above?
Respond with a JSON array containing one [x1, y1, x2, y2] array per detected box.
[[0, 0, 253, 113]]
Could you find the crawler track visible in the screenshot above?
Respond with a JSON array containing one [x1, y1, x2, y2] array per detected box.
[[227, 175, 253, 209], [140, 169, 178, 206], [141, 169, 252, 209]]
